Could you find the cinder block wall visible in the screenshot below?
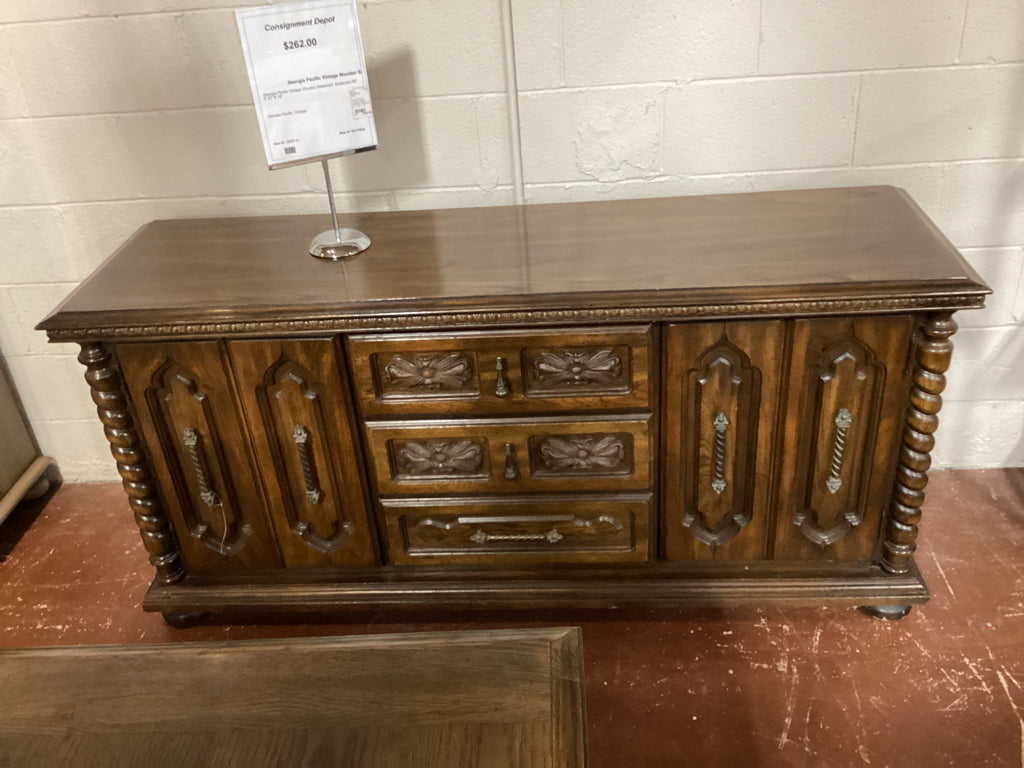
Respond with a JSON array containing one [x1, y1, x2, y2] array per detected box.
[[1, 0, 1021, 480]]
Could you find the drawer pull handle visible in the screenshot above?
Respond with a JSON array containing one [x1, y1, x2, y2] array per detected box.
[[494, 357, 510, 397], [182, 427, 219, 507], [826, 408, 853, 494], [292, 425, 322, 504], [711, 411, 728, 495], [471, 528, 564, 545], [503, 442, 518, 480]]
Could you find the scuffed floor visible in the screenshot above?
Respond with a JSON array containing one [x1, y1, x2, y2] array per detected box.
[[1, 469, 1022, 766]]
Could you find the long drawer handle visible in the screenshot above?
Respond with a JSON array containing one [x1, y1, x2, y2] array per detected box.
[[494, 357, 510, 398], [182, 427, 219, 506], [292, 425, 322, 504], [826, 408, 853, 494], [471, 528, 564, 544], [503, 442, 518, 480], [711, 411, 728, 495]]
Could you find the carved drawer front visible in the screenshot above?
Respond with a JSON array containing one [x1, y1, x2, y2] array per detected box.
[[364, 416, 652, 496], [346, 325, 651, 416], [773, 316, 914, 562], [117, 342, 282, 573], [227, 339, 378, 568], [381, 494, 652, 565], [661, 321, 785, 562]]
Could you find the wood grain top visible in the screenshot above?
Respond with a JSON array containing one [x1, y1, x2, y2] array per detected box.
[[0, 627, 586, 768], [39, 186, 988, 338]]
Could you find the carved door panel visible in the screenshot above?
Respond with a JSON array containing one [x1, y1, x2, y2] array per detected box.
[[117, 342, 281, 572], [662, 322, 785, 561], [228, 339, 377, 567], [773, 316, 913, 561]]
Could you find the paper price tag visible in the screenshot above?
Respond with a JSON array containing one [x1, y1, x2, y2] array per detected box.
[[236, 0, 377, 169]]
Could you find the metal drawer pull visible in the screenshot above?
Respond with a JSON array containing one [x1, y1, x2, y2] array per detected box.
[[494, 357, 510, 397], [292, 425, 322, 504], [503, 442, 518, 480], [471, 528, 564, 544], [182, 427, 219, 506], [711, 411, 728, 495], [826, 408, 853, 494]]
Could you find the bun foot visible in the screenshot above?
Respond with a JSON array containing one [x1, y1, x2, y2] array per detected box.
[[861, 605, 912, 621], [162, 611, 208, 629]]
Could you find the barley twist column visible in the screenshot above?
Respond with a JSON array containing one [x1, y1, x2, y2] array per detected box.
[[881, 312, 957, 575], [78, 342, 185, 584]]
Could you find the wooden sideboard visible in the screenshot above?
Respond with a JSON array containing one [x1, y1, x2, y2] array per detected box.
[[39, 187, 989, 625]]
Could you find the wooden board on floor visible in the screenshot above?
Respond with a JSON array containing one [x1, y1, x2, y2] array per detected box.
[[0, 627, 586, 768]]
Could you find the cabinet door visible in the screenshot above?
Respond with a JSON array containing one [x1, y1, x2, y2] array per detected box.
[[662, 322, 785, 561], [228, 339, 377, 567], [773, 316, 913, 561], [117, 342, 281, 572]]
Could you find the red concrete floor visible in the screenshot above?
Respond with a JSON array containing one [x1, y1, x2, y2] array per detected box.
[[2, 469, 1023, 767]]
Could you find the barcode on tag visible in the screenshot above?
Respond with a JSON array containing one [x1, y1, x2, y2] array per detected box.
[[284, 146, 296, 155], [350, 86, 372, 119]]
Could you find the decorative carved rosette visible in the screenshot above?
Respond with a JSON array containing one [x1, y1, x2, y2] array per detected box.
[[533, 349, 623, 387], [881, 313, 956, 575], [384, 353, 473, 391], [538, 435, 627, 473], [396, 439, 484, 476], [78, 342, 184, 584]]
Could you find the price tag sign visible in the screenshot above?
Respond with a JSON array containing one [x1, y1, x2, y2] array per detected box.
[[236, 0, 377, 169]]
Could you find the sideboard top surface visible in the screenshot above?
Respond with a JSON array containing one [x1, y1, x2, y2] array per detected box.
[[40, 186, 988, 337]]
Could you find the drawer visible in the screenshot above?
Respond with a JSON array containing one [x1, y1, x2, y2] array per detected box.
[[346, 326, 652, 416], [365, 416, 652, 495], [382, 494, 652, 564]]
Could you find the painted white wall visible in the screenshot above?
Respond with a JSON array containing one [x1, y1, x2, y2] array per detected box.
[[1, 0, 1022, 480]]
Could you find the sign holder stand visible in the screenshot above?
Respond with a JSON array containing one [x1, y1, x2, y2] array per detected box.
[[309, 157, 370, 260], [236, 0, 377, 261]]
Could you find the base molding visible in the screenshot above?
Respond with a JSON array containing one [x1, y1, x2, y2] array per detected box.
[[143, 562, 929, 619]]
